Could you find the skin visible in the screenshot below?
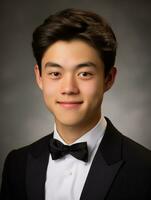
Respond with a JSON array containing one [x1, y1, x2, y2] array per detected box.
[[34, 39, 117, 144]]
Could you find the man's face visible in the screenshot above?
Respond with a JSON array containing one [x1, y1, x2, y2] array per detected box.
[[35, 40, 116, 129]]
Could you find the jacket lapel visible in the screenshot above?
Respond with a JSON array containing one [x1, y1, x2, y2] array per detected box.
[[26, 134, 52, 200], [80, 118, 125, 200]]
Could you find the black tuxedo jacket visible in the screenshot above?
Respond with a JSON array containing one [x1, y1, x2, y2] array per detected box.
[[1, 118, 151, 200]]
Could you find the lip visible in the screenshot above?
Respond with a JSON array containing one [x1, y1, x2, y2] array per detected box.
[[57, 101, 83, 109]]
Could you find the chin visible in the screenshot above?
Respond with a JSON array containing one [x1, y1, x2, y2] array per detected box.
[[55, 116, 85, 127]]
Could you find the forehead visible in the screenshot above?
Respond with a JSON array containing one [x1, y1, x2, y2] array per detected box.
[[41, 39, 104, 69]]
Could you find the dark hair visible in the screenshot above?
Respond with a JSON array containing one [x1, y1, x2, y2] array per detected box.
[[32, 8, 117, 76]]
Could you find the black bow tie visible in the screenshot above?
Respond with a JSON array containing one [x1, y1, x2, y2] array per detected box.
[[49, 137, 88, 162]]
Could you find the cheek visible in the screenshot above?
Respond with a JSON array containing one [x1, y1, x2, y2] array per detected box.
[[42, 81, 58, 100], [80, 80, 104, 100]]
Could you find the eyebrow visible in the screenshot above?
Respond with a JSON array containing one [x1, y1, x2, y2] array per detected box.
[[44, 61, 97, 69]]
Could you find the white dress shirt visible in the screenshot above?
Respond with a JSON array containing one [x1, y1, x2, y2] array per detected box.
[[45, 116, 107, 200]]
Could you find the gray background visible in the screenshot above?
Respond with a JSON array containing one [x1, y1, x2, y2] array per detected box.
[[1, 0, 151, 184]]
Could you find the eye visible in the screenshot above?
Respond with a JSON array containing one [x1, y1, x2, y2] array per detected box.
[[78, 72, 93, 79], [48, 72, 61, 79]]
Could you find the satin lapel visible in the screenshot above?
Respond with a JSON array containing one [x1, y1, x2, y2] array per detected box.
[[26, 134, 52, 200], [80, 150, 124, 200], [80, 118, 125, 200]]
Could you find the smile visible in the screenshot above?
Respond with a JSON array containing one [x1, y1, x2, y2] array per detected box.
[[57, 101, 83, 109]]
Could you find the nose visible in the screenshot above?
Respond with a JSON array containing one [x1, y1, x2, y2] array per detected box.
[[60, 75, 80, 95]]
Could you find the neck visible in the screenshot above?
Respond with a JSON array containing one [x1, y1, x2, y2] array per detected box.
[[55, 114, 101, 144]]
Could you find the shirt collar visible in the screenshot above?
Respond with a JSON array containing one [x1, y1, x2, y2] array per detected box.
[[53, 116, 107, 157]]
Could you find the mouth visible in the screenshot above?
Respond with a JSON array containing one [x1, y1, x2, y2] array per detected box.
[[57, 101, 83, 109]]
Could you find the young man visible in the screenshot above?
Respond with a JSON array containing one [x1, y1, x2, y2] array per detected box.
[[1, 8, 151, 200]]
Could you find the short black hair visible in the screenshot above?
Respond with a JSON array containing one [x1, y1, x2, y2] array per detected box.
[[32, 8, 117, 76]]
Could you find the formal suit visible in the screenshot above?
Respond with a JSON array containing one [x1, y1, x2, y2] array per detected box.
[[1, 118, 151, 200]]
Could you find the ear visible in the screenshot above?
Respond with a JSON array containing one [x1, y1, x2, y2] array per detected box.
[[104, 67, 117, 92], [34, 64, 43, 90]]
